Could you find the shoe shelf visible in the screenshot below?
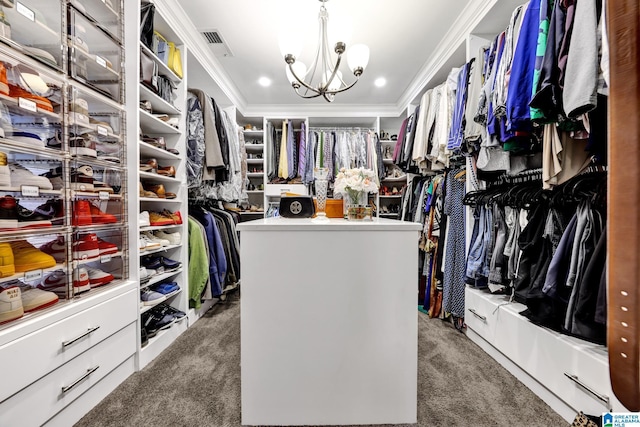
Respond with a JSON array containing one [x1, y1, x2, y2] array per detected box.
[[140, 244, 181, 257], [140, 42, 182, 84], [141, 268, 183, 289], [0, 93, 62, 121], [73, 251, 123, 267], [0, 139, 64, 160], [245, 190, 263, 194], [139, 223, 182, 233], [139, 84, 180, 115], [139, 197, 181, 204], [69, 1, 121, 44], [0, 263, 66, 286], [139, 170, 178, 183], [139, 109, 181, 135], [379, 195, 402, 199], [68, 117, 122, 143], [240, 211, 264, 216], [139, 140, 181, 161], [243, 130, 263, 136], [140, 288, 182, 314], [245, 143, 264, 150], [246, 158, 263, 165], [247, 172, 263, 178], [72, 48, 120, 82], [383, 158, 394, 165], [72, 191, 123, 200], [0, 187, 62, 196]]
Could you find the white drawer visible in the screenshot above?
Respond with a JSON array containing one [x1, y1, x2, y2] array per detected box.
[[265, 183, 308, 197], [564, 338, 627, 414], [0, 288, 137, 402], [464, 288, 501, 344], [0, 322, 136, 427], [494, 303, 572, 405]]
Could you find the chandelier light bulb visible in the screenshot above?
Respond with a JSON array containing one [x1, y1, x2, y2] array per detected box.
[[286, 61, 307, 84], [278, 29, 304, 59], [347, 44, 370, 75]]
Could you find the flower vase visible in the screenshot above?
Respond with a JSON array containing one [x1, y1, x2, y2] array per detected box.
[[345, 191, 370, 221], [312, 167, 330, 223]]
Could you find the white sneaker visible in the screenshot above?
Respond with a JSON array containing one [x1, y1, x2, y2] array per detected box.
[[139, 237, 146, 252], [140, 233, 161, 250], [0, 284, 24, 323], [19, 285, 58, 312], [142, 231, 169, 247], [9, 163, 53, 190], [139, 211, 150, 227], [155, 230, 181, 245], [73, 268, 91, 294]]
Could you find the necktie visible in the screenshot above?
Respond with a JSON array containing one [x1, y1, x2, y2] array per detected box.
[[278, 120, 288, 178], [298, 122, 306, 177]]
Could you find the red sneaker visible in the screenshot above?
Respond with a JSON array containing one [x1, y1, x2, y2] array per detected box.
[[73, 233, 99, 261], [73, 200, 92, 226], [97, 237, 118, 255], [89, 204, 117, 224], [39, 236, 66, 263]]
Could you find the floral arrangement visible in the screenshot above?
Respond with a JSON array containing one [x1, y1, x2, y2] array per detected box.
[[334, 167, 379, 205]]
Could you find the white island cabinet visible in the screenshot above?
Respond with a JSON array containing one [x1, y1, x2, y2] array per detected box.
[[237, 217, 422, 426]]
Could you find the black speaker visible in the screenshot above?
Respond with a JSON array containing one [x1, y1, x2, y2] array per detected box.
[[279, 196, 316, 218]]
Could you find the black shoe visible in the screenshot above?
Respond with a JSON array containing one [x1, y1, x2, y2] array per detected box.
[[141, 326, 149, 347], [142, 305, 176, 336]]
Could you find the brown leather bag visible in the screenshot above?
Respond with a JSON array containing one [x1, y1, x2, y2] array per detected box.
[[140, 52, 158, 92]]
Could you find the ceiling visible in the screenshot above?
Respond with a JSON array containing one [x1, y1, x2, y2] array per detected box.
[[178, 0, 473, 115]]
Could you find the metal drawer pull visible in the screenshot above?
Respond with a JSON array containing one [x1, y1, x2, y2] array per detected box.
[[563, 373, 612, 410], [61, 366, 99, 394], [468, 308, 486, 322], [62, 326, 101, 348]]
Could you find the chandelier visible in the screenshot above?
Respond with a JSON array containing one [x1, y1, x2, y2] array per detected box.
[[280, 0, 370, 102]]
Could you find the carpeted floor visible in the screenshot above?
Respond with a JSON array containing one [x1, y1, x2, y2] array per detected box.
[[76, 293, 567, 427]]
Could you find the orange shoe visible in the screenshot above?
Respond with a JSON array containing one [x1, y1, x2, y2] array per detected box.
[[89, 204, 117, 224], [162, 210, 182, 224], [72, 200, 92, 226], [8, 84, 53, 112], [149, 211, 174, 226]]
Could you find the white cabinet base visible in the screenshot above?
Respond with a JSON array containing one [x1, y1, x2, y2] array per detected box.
[[238, 218, 421, 426]]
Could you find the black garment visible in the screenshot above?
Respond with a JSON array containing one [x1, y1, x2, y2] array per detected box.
[[515, 202, 556, 329], [211, 98, 229, 182], [572, 227, 607, 344], [488, 204, 508, 291]]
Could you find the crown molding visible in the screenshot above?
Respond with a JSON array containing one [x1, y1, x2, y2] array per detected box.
[[396, 0, 500, 111], [241, 103, 399, 118], [154, 0, 247, 112]]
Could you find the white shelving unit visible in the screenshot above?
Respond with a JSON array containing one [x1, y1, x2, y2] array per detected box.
[[130, 2, 189, 369]]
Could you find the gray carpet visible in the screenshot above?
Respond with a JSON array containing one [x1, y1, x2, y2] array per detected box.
[[76, 293, 567, 427]]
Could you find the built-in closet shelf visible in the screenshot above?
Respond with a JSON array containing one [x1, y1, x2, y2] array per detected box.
[[240, 211, 264, 216], [139, 197, 182, 203], [0, 226, 69, 239], [247, 173, 264, 178], [382, 177, 407, 183], [246, 190, 263, 194], [0, 264, 66, 286], [0, 140, 65, 159], [0, 94, 61, 120], [73, 252, 124, 267], [139, 109, 181, 134], [140, 42, 182, 84], [140, 244, 181, 256], [243, 130, 263, 136], [139, 84, 181, 115], [72, 191, 123, 200], [140, 224, 184, 232], [139, 171, 179, 183], [379, 213, 399, 218], [246, 159, 263, 164], [140, 319, 188, 365], [379, 140, 395, 144], [139, 141, 181, 161], [245, 144, 264, 150], [141, 268, 183, 289], [0, 188, 62, 196], [379, 195, 402, 199], [383, 159, 394, 164], [140, 288, 182, 313]]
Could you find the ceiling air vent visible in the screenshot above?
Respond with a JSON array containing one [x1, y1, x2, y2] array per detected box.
[[200, 29, 234, 57]]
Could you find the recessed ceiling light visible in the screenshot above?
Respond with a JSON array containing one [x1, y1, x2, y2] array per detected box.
[[374, 77, 386, 88], [258, 77, 271, 87]]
